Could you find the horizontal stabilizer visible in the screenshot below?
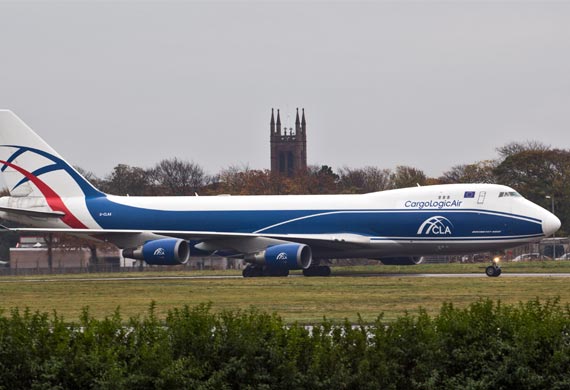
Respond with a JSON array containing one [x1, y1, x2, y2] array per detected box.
[[0, 206, 65, 219]]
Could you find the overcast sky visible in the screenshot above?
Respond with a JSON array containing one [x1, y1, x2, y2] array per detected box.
[[1, 0, 569, 180]]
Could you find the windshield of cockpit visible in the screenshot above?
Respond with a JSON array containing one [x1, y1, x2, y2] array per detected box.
[[498, 191, 522, 198]]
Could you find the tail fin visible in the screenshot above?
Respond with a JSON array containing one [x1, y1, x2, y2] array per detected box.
[[0, 110, 103, 199]]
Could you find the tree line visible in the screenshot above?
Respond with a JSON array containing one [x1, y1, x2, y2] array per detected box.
[[81, 141, 570, 234]]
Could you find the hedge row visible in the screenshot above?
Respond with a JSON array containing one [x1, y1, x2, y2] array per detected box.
[[1, 299, 570, 389]]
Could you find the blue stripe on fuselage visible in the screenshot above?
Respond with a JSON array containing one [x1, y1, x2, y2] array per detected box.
[[85, 196, 543, 239]]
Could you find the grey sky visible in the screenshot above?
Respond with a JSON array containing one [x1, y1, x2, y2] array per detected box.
[[1, 1, 569, 180]]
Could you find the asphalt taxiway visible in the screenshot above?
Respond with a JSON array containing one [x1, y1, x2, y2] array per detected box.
[[2, 272, 570, 283]]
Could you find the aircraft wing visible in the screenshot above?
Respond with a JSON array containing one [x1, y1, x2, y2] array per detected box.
[[0, 226, 372, 254]]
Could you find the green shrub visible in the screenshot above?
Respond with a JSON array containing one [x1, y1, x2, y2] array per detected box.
[[1, 299, 570, 389]]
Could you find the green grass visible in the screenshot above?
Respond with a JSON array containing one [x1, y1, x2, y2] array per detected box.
[[2, 262, 570, 323]]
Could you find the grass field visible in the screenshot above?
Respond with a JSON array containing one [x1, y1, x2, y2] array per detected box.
[[1, 261, 570, 323]]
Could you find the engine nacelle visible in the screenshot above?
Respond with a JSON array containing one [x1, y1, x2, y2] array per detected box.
[[378, 256, 423, 265], [123, 238, 190, 265], [246, 243, 312, 270]]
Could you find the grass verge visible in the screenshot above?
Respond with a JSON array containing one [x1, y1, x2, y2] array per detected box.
[[2, 267, 570, 323]]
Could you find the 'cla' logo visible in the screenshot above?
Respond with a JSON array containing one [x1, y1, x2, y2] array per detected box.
[[154, 248, 166, 257], [417, 216, 453, 235], [276, 252, 288, 262]]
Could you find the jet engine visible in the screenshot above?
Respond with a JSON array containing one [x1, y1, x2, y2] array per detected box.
[[378, 256, 423, 265], [123, 238, 190, 265], [246, 243, 312, 270]]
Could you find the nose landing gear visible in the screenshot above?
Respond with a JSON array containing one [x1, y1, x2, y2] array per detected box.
[[485, 257, 502, 277]]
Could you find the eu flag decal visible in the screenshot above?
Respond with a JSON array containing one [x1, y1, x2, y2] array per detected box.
[[464, 191, 475, 198]]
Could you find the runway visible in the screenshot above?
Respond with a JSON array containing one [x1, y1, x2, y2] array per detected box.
[[341, 273, 570, 278], [2, 272, 570, 283]]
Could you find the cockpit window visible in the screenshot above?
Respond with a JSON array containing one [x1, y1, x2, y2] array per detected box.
[[499, 191, 522, 198]]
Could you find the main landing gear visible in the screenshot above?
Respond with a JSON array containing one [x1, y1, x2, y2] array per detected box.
[[485, 258, 502, 277], [302, 266, 331, 277], [242, 265, 289, 277], [242, 265, 332, 277]]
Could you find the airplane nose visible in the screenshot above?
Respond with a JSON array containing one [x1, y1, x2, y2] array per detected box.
[[543, 212, 561, 237]]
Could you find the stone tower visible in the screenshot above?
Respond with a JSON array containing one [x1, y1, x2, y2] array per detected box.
[[270, 108, 307, 176]]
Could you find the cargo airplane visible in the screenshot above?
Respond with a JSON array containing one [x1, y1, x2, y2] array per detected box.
[[0, 111, 561, 277]]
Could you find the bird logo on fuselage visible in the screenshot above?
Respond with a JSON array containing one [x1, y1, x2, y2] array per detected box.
[[417, 216, 454, 235]]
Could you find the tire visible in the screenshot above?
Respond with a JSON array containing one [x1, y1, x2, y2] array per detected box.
[[319, 266, 331, 277], [242, 265, 264, 277], [265, 268, 290, 277], [485, 265, 496, 277], [303, 266, 331, 277]]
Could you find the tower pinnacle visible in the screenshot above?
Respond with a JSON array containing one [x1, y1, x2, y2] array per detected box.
[[270, 107, 307, 177]]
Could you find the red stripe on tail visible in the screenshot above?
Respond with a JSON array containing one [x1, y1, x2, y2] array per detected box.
[[0, 159, 88, 229]]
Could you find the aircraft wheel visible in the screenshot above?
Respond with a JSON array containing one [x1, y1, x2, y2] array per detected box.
[[485, 265, 501, 277], [243, 265, 263, 277], [303, 266, 331, 277], [243, 266, 253, 278], [264, 268, 290, 277], [319, 266, 331, 277]]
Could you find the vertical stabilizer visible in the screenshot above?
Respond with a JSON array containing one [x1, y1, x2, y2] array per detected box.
[[0, 110, 103, 199]]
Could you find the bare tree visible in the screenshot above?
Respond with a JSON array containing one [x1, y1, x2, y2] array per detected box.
[[150, 158, 208, 196], [74, 166, 105, 189], [440, 160, 497, 184], [391, 166, 427, 189], [216, 164, 252, 194], [496, 141, 550, 160], [338, 166, 392, 193], [101, 164, 152, 196]]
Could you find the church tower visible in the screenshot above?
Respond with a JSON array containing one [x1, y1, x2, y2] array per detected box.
[[270, 108, 307, 176]]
